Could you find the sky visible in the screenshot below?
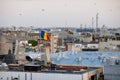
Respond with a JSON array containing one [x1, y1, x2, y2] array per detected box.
[[0, 0, 120, 28]]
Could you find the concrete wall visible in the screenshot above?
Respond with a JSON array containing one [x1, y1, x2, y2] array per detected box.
[[104, 65, 120, 80], [99, 41, 120, 52], [0, 72, 82, 80], [51, 33, 58, 53], [67, 41, 120, 52], [0, 70, 101, 80], [67, 43, 98, 52], [74, 44, 82, 51], [83, 73, 89, 80], [0, 36, 13, 55]]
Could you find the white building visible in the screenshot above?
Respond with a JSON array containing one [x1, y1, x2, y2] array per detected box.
[[67, 42, 99, 52], [50, 32, 59, 53], [0, 67, 102, 80]]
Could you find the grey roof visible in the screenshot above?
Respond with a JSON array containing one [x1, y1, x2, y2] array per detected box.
[[2, 50, 16, 64]]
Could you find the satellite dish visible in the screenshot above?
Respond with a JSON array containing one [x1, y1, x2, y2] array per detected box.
[[26, 56, 33, 61]]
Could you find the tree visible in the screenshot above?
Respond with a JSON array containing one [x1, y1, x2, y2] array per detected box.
[[28, 40, 38, 46]]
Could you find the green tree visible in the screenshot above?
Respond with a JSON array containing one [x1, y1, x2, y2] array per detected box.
[[28, 40, 38, 46]]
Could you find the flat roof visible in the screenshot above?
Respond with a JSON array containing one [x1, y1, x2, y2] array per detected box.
[[41, 68, 99, 75], [51, 51, 120, 67]]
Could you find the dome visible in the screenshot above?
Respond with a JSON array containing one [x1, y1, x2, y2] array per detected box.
[[2, 50, 16, 64]]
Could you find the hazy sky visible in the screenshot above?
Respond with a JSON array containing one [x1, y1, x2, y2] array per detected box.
[[0, 0, 120, 28]]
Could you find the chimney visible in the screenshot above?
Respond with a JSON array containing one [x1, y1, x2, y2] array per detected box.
[[45, 46, 51, 63], [41, 46, 51, 66]]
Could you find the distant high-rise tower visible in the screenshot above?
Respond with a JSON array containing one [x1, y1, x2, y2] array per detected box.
[[92, 17, 94, 32], [96, 13, 99, 32]]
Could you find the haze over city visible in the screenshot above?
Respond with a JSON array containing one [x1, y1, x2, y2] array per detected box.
[[0, 0, 120, 28]]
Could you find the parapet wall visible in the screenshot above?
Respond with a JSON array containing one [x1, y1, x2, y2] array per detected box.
[[99, 41, 120, 52]]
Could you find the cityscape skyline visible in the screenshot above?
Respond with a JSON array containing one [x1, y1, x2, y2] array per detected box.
[[0, 0, 120, 28]]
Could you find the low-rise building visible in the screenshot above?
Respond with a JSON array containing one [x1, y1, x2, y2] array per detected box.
[[0, 66, 103, 80], [67, 42, 99, 52]]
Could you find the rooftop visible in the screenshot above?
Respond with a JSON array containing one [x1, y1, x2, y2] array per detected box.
[[51, 51, 120, 67], [41, 67, 99, 75]]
